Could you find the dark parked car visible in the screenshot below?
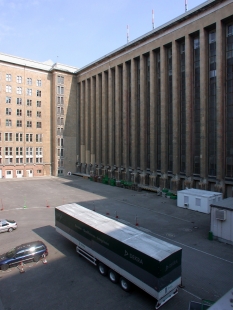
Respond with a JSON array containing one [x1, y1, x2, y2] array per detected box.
[[0, 240, 48, 271]]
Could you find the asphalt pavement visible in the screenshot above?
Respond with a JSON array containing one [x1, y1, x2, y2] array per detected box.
[[0, 175, 232, 310]]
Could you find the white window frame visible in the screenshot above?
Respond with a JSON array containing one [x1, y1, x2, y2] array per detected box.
[[36, 79, 42, 87], [17, 76, 22, 83], [6, 85, 12, 93], [6, 74, 12, 82], [27, 88, 32, 96], [16, 87, 22, 94]]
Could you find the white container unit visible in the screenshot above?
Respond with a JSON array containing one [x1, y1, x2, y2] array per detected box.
[[177, 188, 222, 214], [210, 197, 233, 245]]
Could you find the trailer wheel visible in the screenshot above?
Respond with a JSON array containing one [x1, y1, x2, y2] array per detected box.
[[120, 277, 131, 292], [98, 262, 107, 276], [108, 270, 119, 283]]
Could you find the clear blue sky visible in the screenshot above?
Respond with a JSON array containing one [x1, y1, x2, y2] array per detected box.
[[0, 0, 205, 69]]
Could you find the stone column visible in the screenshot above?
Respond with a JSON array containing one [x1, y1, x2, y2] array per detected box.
[[85, 79, 91, 174], [130, 58, 138, 183], [76, 82, 80, 173], [96, 74, 102, 176], [199, 27, 208, 190], [184, 34, 193, 188], [171, 41, 181, 191], [80, 80, 86, 173], [90, 76, 96, 167], [102, 71, 107, 169], [139, 54, 146, 184], [149, 50, 156, 186], [215, 21, 224, 194], [115, 66, 121, 180], [122, 62, 129, 180], [160, 46, 168, 188], [108, 68, 114, 178]]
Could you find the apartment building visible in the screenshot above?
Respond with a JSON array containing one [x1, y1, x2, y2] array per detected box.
[[0, 54, 77, 178]]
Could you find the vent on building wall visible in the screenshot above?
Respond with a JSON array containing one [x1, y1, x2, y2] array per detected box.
[[184, 203, 189, 208], [215, 209, 226, 221]]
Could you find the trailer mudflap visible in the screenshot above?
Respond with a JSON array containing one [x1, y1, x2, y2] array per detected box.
[[155, 287, 178, 309]]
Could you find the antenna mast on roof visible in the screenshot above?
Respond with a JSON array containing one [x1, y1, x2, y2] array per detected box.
[[127, 25, 129, 43], [152, 9, 154, 29], [185, 0, 188, 12]]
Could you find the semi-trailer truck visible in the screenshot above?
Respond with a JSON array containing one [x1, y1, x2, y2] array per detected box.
[[55, 203, 182, 309]]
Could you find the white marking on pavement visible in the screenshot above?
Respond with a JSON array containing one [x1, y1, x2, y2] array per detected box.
[[181, 288, 202, 300], [116, 199, 191, 223]]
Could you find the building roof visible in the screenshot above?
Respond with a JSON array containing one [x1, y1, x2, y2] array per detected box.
[[211, 197, 233, 210], [0, 52, 78, 73], [178, 188, 222, 198], [76, 0, 224, 74]]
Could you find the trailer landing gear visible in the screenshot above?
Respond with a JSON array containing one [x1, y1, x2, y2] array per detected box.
[[155, 288, 178, 309]]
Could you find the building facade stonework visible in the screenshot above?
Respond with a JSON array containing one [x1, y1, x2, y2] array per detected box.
[[0, 0, 233, 197]]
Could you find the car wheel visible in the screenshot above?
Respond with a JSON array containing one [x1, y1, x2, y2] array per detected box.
[[98, 262, 107, 276], [1, 264, 9, 271], [8, 227, 13, 232], [34, 255, 41, 262], [108, 270, 119, 283], [120, 277, 131, 292]]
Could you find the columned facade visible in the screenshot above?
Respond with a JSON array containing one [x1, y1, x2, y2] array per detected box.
[[75, 0, 233, 197]]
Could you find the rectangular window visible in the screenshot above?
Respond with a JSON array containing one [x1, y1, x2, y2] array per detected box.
[[57, 75, 64, 84], [5, 133, 13, 141], [17, 109, 22, 116], [16, 133, 23, 141], [27, 78, 32, 85], [36, 101, 41, 107], [6, 108, 12, 115], [16, 147, 23, 156], [36, 147, 43, 156], [6, 96, 11, 103], [17, 76, 22, 83], [36, 79, 42, 87], [27, 99, 32, 106], [17, 98, 22, 105], [36, 122, 42, 128], [26, 133, 33, 142], [57, 138, 63, 147], [36, 134, 43, 142], [5, 147, 13, 156], [37, 90, 41, 97], [27, 89, 32, 96], [37, 111, 41, 117], [16, 87, 22, 94], [26, 147, 33, 156], [6, 74, 11, 82], [57, 86, 64, 95], [27, 121, 32, 128], [6, 85, 12, 93], [27, 110, 32, 117], [6, 119, 12, 126], [16, 120, 22, 127], [57, 97, 64, 105]]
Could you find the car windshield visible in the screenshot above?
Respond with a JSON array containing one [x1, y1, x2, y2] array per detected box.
[[6, 248, 17, 258], [6, 219, 15, 223]]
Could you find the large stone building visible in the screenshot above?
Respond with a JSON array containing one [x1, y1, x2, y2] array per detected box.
[[0, 55, 77, 178], [0, 0, 233, 197]]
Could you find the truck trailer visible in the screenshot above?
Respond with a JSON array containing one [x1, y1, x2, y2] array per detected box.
[[55, 203, 182, 309]]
